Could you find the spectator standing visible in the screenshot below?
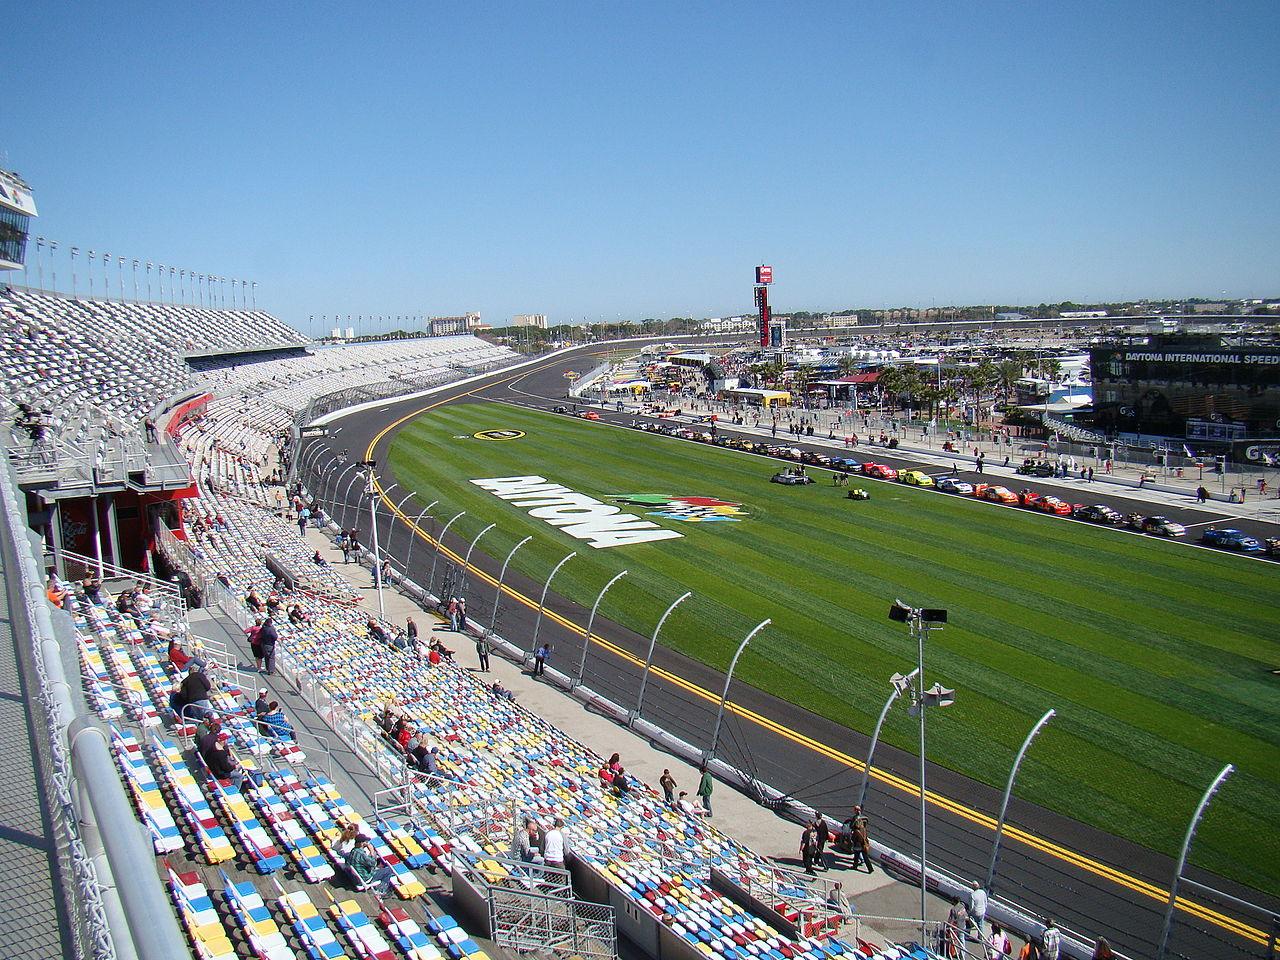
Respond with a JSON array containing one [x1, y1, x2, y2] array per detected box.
[[969, 880, 989, 945], [988, 922, 1012, 958], [171, 663, 214, 721], [517, 819, 543, 863], [659, 769, 677, 805], [1041, 920, 1061, 960], [257, 615, 279, 675], [800, 821, 819, 875], [406, 617, 418, 646], [533, 643, 550, 677], [541, 818, 566, 869], [1090, 938, 1114, 960], [475, 635, 490, 671], [697, 764, 713, 816], [942, 899, 968, 958], [813, 813, 829, 871], [850, 805, 873, 873]]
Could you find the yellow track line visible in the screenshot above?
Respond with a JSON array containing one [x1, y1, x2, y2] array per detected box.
[[355, 357, 1266, 946]]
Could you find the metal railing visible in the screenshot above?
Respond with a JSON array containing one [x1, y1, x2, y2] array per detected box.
[[1, 436, 188, 959]]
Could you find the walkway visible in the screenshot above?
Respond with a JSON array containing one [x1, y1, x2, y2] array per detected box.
[[0, 546, 74, 956]]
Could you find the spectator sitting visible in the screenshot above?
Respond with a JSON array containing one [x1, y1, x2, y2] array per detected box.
[[287, 603, 309, 627], [81, 576, 102, 603], [429, 637, 454, 662], [46, 576, 69, 608], [168, 637, 193, 672], [258, 702, 294, 742], [170, 663, 214, 722], [676, 791, 700, 816], [491, 680, 515, 702], [611, 766, 631, 797], [598, 764, 614, 787], [366, 617, 389, 646], [312, 550, 328, 567], [345, 839, 394, 895], [204, 732, 246, 789]]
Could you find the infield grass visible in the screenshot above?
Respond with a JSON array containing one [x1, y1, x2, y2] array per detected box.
[[388, 400, 1280, 895]]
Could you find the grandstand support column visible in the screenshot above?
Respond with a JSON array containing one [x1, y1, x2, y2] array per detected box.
[[490, 535, 532, 634], [105, 495, 121, 567], [49, 500, 65, 578], [631, 591, 692, 725], [459, 523, 496, 596], [986, 708, 1056, 895], [707, 619, 771, 761], [576, 570, 628, 689], [428, 512, 466, 603], [858, 669, 918, 810], [1156, 763, 1235, 960], [390, 492, 416, 560], [530, 551, 576, 664], [90, 494, 105, 579], [403, 501, 438, 570]]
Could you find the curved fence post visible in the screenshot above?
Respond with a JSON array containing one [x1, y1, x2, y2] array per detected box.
[[707, 619, 770, 760], [389, 492, 416, 559], [491, 536, 533, 633], [530, 552, 576, 657], [631, 591, 692, 723], [459, 523, 496, 596], [1156, 763, 1235, 960], [404, 501, 437, 570], [428, 512, 466, 601], [986, 708, 1055, 893], [577, 570, 628, 687]]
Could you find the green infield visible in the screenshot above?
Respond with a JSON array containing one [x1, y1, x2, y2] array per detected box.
[[388, 401, 1280, 894]]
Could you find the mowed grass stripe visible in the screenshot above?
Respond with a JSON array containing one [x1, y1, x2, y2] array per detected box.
[[388, 402, 1280, 895]]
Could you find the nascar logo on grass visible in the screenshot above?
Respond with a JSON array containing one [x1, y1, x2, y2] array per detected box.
[[610, 494, 747, 522], [471, 476, 683, 549]]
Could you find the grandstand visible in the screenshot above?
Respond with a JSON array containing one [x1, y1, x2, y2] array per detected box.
[[0, 275, 903, 960]]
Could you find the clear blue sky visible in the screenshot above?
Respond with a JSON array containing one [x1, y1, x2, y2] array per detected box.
[[7, 2, 1278, 335]]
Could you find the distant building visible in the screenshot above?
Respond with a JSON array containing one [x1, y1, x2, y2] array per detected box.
[[0, 167, 38, 271], [428, 312, 482, 336], [512, 313, 548, 329]]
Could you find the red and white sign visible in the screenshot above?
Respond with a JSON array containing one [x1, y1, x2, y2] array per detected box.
[[755, 265, 773, 285]]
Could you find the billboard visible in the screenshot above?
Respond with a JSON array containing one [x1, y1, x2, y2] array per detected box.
[[755, 265, 773, 285]]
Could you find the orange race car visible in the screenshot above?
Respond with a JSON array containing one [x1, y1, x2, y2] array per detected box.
[[974, 483, 1019, 504], [579, 410, 601, 420], [1020, 492, 1075, 515]]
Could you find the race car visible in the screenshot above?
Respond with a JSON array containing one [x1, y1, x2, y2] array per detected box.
[[1073, 504, 1125, 525], [1266, 537, 1280, 557], [1016, 460, 1057, 477], [1026, 494, 1074, 515], [832, 458, 864, 472], [975, 484, 1019, 504], [935, 477, 975, 495], [1200, 528, 1265, 552], [862, 463, 899, 481], [771, 468, 813, 485], [898, 470, 935, 487], [579, 410, 601, 420], [1135, 515, 1187, 537]]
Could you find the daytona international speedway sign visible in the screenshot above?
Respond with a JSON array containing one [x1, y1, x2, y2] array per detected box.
[[470, 476, 684, 549]]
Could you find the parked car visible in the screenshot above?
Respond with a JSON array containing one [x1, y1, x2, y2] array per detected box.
[[899, 470, 935, 487], [1073, 504, 1125, 525], [1201, 528, 1265, 552], [975, 484, 1019, 504], [936, 477, 975, 495]]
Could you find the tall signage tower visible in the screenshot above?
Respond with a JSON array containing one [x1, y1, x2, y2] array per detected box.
[[754, 265, 772, 348]]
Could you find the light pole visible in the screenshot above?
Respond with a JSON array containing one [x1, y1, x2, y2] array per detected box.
[[707, 619, 771, 760], [48, 240, 58, 292], [34, 236, 44, 290], [251, 281, 257, 309], [145, 261, 152, 301], [858, 668, 918, 810], [118, 257, 125, 300], [459, 523, 496, 596], [131, 259, 139, 300], [987, 708, 1055, 894], [88, 250, 96, 298], [631, 591, 692, 722], [365, 469, 385, 619], [576, 570, 628, 686], [404, 501, 438, 570], [888, 600, 954, 949], [490, 535, 532, 634], [530, 551, 576, 659], [428, 512, 466, 601]]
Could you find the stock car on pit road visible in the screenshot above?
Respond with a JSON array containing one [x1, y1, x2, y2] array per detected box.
[[862, 463, 900, 481], [936, 477, 975, 495], [1074, 504, 1126, 525], [974, 484, 1020, 504], [832, 458, 863, 472], [1131, 515, 1187, 537], [579, 410, 601, 420], [1201, 528, 1266, 552], [898, 470, 935, 487], [1019, 492, 1075, 515]]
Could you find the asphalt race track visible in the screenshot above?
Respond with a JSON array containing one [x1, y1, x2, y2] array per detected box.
[[298, 342, 1280, 959]]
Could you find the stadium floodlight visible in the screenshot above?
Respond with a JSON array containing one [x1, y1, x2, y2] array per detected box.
[[859, 668, 919, 809], [887, 599, 953, 949], [132, 260, 139, 300], [88, 250, 96, 298]]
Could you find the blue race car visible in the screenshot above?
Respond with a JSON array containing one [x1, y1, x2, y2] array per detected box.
[[1201, 529, 1266, 553]]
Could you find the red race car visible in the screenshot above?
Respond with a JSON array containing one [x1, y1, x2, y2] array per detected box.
[[579, 410, 601, 420], [1021, 493, 1074, 515], [862, 463, 899, 481]]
